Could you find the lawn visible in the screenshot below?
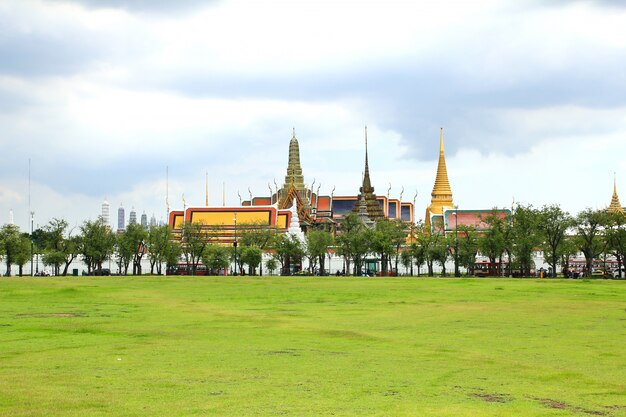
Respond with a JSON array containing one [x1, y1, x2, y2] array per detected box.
[[0, 276, 624, 416]]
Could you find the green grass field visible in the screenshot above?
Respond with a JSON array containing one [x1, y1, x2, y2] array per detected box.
[[0, 276, 624, 417]]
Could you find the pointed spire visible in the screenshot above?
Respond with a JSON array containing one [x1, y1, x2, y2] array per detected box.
[[279, 129, 311, 212], [285, 129, 304, 187], [425, 128, 455, 229], [362, 125, 372, 190], [353, 125, 384, 221], [431, 128, 453, 202], [608, 173, 624, 214]]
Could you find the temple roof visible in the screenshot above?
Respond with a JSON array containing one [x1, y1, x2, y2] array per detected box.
[[284, 128, 305, 189], [279, 129, 311, 210], [608, 175, 625, 214]]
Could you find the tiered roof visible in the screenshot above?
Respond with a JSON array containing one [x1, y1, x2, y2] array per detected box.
[[608, 175, 625, 214], [352, 126, 385, 221]]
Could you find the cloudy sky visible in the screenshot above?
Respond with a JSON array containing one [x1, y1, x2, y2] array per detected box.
[[1, 0, 626, 232]]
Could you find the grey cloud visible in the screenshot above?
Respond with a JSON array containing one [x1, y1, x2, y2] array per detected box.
[[49, 0, 219, 13], [0, 36, 102, 77], [137, 51, 626, 159]]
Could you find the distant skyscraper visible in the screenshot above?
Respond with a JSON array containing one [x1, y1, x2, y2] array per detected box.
[[129, 207, 137, 225], [118, 204, 125, 230], [101, 198, 110, 227], [149, 214, 157, 227], [140, 212, 147, 227]]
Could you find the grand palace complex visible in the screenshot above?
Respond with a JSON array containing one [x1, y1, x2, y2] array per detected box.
[[168, 128, 624, 275]]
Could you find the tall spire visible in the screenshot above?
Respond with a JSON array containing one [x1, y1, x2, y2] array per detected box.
[[279, 129, 311, 212], [353, 125, 385, 221], [425, 128, 455, 230], [608, 173, 624, 214], [284, 129, 305, 189], [431, 128, 454, 206], [363, 125, 372, 190]]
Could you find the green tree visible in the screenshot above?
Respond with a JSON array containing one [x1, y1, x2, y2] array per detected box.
[[180, 222, 214, 275], [511, 204, 540, 277], [603, 212, 626, 278], [116, 223, 148, 275], [240, 245, 263, 275], [201, 244, 230, 275], [478, 209, 509, 276], [370, 219, 405, 275], [13, 233, 33, 276], [457, 225, 479, 273], [39, 219, 82, 276], [335, 213, 371, 275], [537, 205, 573, 278], [409, 222, 427, 276], [40, 219, 67, 276], [430, 233, 449, 276], [400, 249, 413, 276], [417, 231, 436, 277], [265, 257, 278, 275], [305, 229, 334, 275], [273, 233, 305, 275], [559, 235, 579, 276], [574, 208, 606, 277], [238, 222, 277, 276], [146, 225, 179, 275], [80, 219, 115, 273]]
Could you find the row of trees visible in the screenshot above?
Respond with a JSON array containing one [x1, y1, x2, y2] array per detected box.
[[0, 219, 181, 277], [1, 204, 625, 278]]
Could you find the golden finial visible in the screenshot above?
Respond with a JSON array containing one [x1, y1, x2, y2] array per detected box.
[[439, 127, 444, 153]]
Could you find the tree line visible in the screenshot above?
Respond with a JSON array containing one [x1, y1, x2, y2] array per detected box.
[[1, 204, 625, 277]]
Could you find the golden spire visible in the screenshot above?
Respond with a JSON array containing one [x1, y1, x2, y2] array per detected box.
[[425, 128, 454, 230], [279, 129, 311, 211], [608, 173, 624, 214], [284, 128, 305, 189], [431, 128, 453, 206]]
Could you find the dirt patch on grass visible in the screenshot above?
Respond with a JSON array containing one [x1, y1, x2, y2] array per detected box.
[[264, 349, 301, 356], [16, 312, 84, 318], [470, 392, 512, 403], [534, 397, 609, 416]]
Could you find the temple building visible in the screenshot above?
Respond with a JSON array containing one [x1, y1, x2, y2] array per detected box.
[[169, 129, 416, 245], [608, 175, 624, 214]]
